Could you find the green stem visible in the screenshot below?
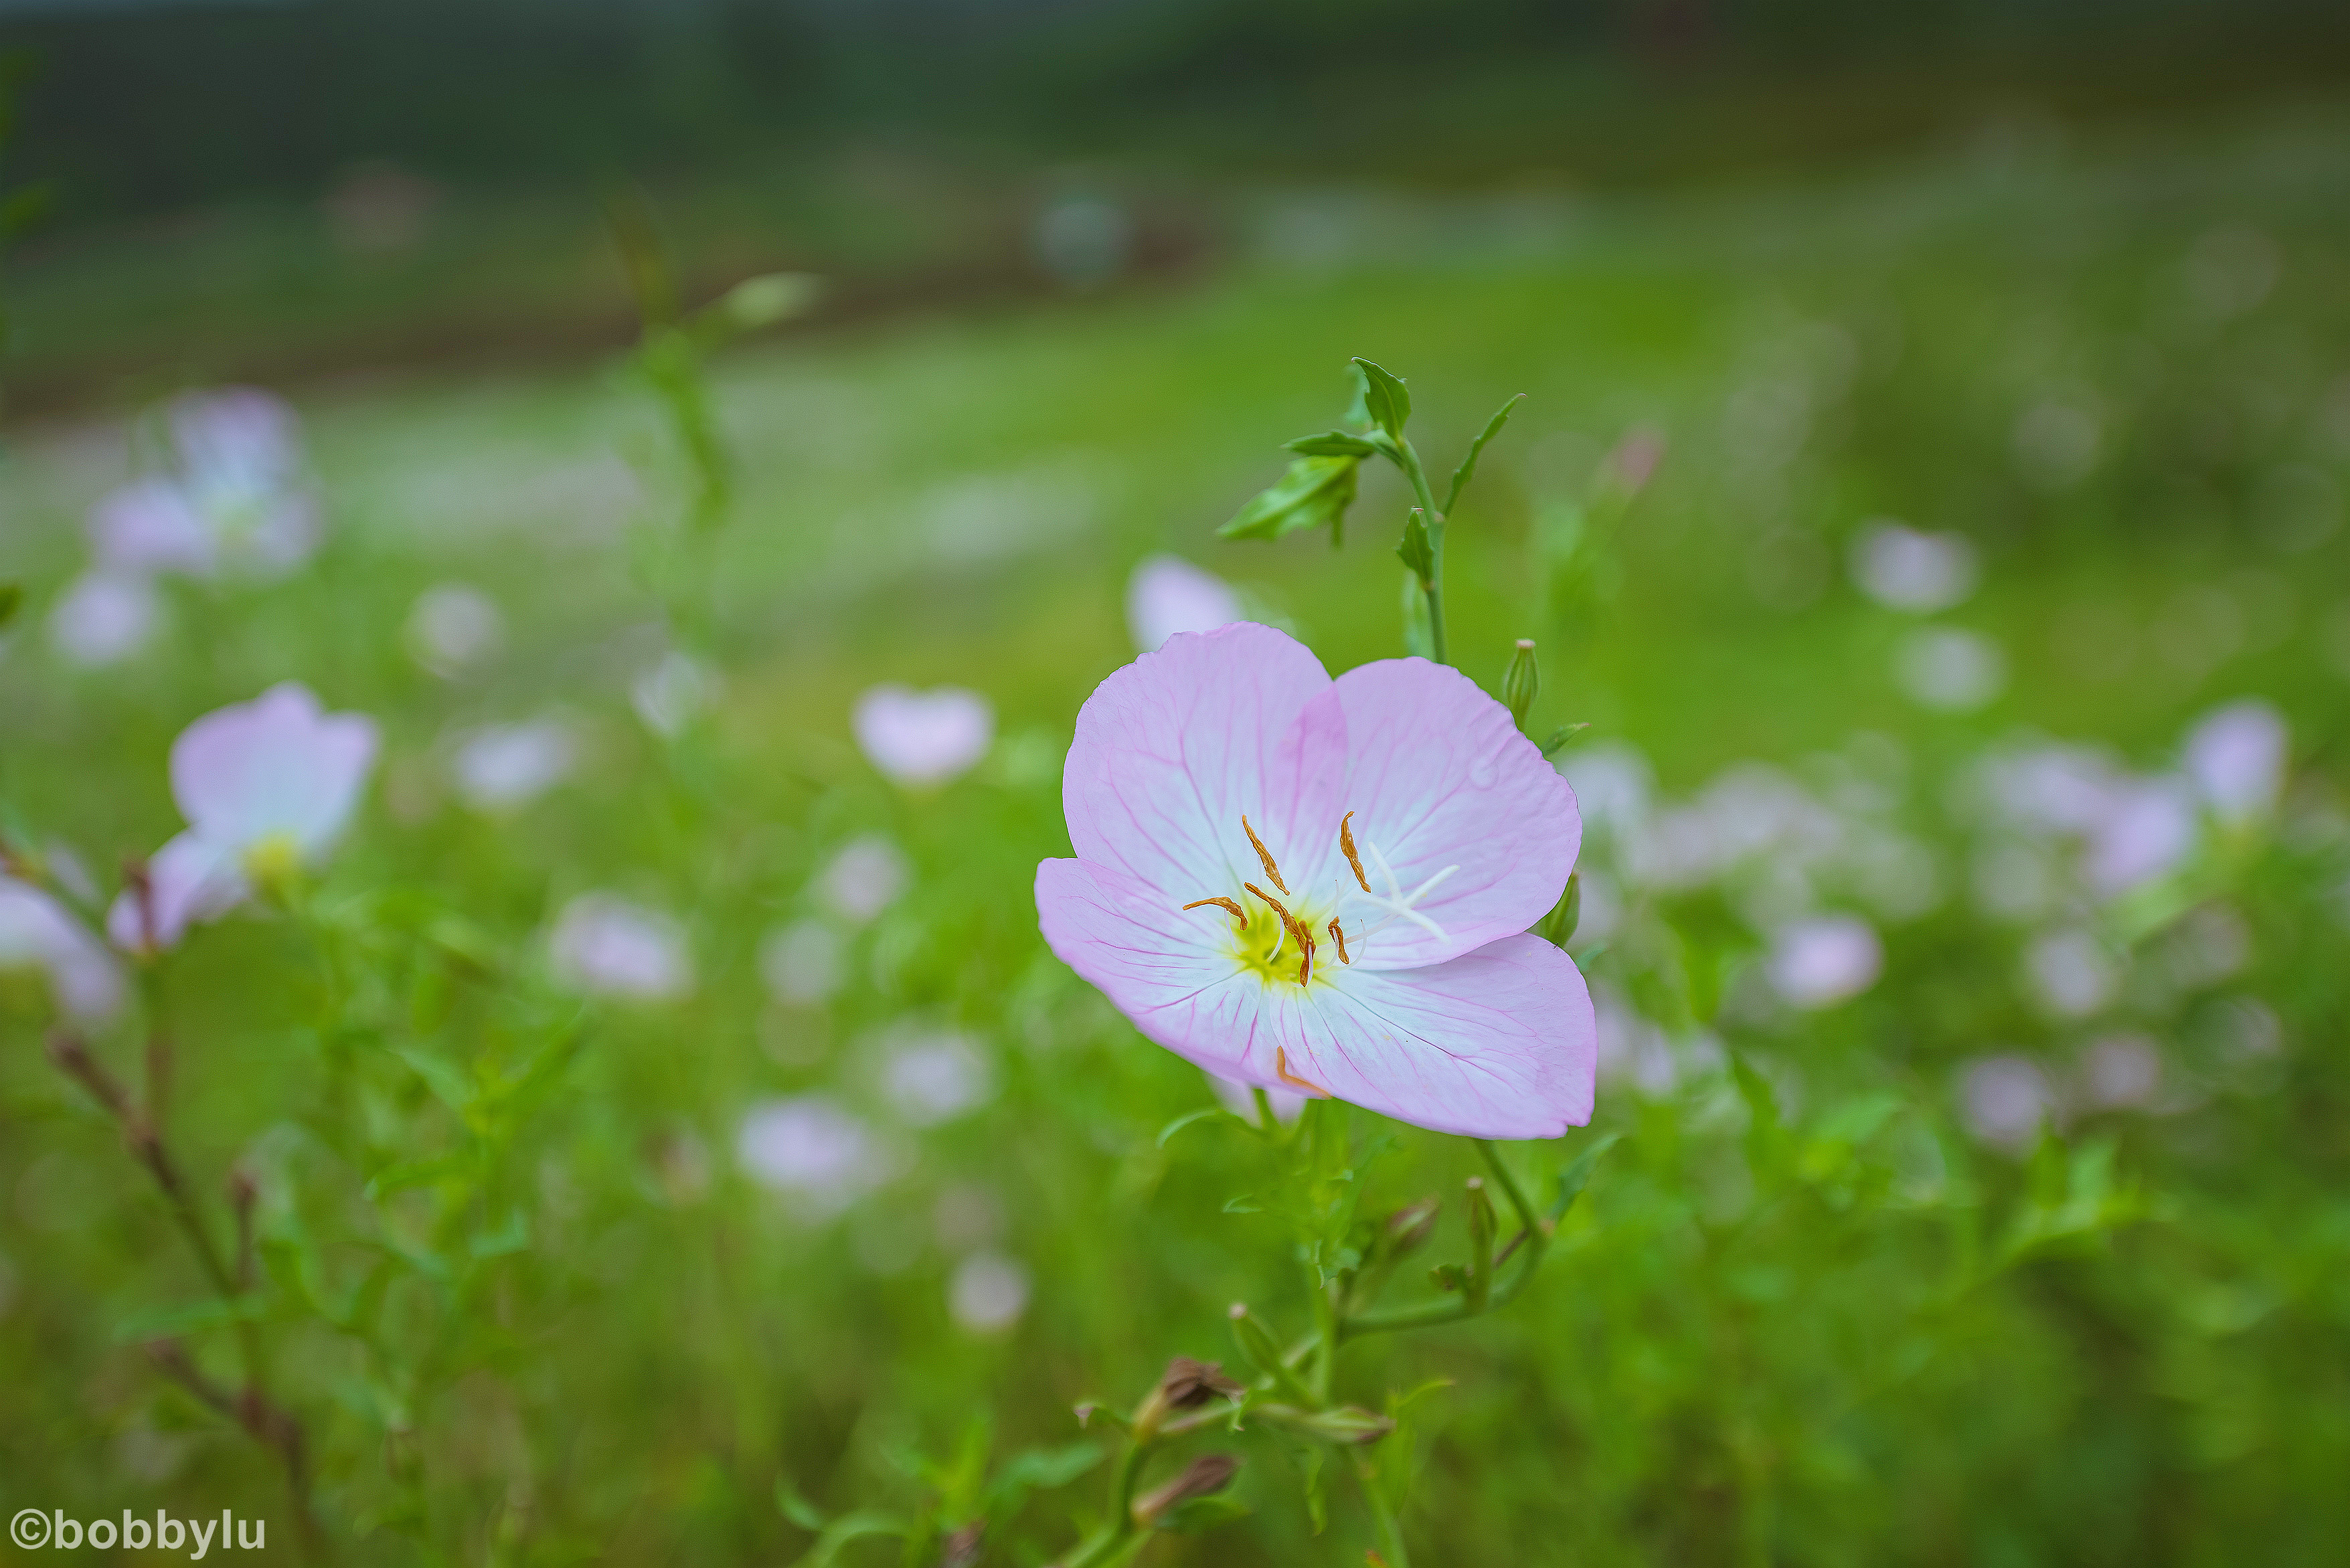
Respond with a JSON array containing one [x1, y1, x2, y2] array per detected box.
[[1352, 1448, 1412, 1568], [1340, 1144, 1553, 1343], [1392, 439, 1448, 666], [1063, 1436, 1151, 1568]]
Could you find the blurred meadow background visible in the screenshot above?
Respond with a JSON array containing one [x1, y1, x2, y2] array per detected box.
[[4, 1, 2350, 1563]]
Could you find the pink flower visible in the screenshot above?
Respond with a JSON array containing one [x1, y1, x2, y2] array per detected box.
[[2183, 699, 2288, 825], [853, 684, 994, 786], [48, 571, 162, 667], [1763, 916, 1883, 1009], [1034, 623, 1594, 1139], [1126, 553, 1242, 652], [106, 683, 380, 952], [0, 877, 124, 1021], [549, 894, 693, 1000]]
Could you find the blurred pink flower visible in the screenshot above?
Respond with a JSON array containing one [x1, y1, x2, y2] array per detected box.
[[817, 834, 910, 924], [1125, 553, 1241, 652], [1207, 1070, 1305, 1124], [1763, 916, 1883, 1009], [89, 480, 215, 577], [1035, 622, 1594, 1139], [1604, 426, 1667, 496], [1850, 522, 1977, 612], [0, 877, 124, 1021], [450, 719, 576, 812], [48, 571, 161, 667], [169, 387, 301, 493], [2086, 778, 2196, 896], [2078, 1034, 2164, 1111], [106, 683, 380, 952], [549, 894, 691, 1000], [853, 684, 993, 786], [2183, 699, 2288, 825], [884, 1032, 993, 1126], [736, 1096, 885, 1215], [1957, 1054, 2058, 1152], [949, 1251, 1030, 1332]]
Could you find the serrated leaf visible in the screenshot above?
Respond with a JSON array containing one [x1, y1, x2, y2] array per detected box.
[[1353, 357, 1411, 441], [1283, 430, 1380, 458], [1443, 391, 1525, 514], [1220, 455, 1360, 544]]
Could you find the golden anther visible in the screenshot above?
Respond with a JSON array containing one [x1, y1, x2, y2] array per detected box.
[[1296, 924, 1316, 986], [1276, 1047, 1327, 1096], [1241, 814, 1289, 895], [1326, 918, 1351, 964], [1243, 881, 1291, 922], [1338, 811, 1371, 894], [1183, 897, 1248, 932]]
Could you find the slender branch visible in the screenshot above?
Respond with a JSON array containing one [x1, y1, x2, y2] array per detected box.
[[1353, 1448, 1412, 1568], [1392, 440, 1449, 665]]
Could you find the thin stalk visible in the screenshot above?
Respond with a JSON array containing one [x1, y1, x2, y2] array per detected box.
[[1352, 1448, 1412, 1568], [1062, 1440, 1152, 1568], [1392, 440, 1449, 666]]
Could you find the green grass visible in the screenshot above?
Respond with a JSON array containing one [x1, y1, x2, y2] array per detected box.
[[3, 102, 2349, 1565]]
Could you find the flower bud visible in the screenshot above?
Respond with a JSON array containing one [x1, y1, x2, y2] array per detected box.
[[1503, 640, 1539, 729], [939, 1522, 985, 1568], [1132, 1454, 1240, 1527], [1381, 1197, 1440, 1261], [1134, 1355, 1243, 1436]]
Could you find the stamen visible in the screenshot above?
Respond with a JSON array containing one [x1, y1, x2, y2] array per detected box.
[[1338, 811, 1371, 893], [1183, 897, 1248, 933], [1296, 924, 1315, 986], [1326, 918, 1350, 964], [1246, 882, 1315, 986], [1241, 814, 1289, 895], [1276, 1047, 1327, 1096]]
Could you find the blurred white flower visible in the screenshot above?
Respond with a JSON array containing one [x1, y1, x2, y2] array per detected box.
[[2182, 699, 2288, 826], [2024, 928, 2117, 1018], [818, 834, 910, 925], [1764, 916, 1883, 1009], [549, 893, 691, 1000], [853, 684, 993, 786], [0, 877, 124, 1021], [170, 386, 302, 491], [88, 480, 214, 577], [1207, 1071, 1306, 1124], [884, 1033, 993, 1126], [48, 571, 161, 667], [450, 719, 576, 812], [736, 1096, 885, 1216], [105, 683, 380, 952], [404, 583, 504, 677], [948, 1251, 1031, 1333], [1851, 522, 1979, 612], [1974, 743, 2125, 838], [2078, 1034, 2164, 1112], [632, 651, 720, 738], [1958, 1055, 2058, 1152], [92, 389, 319, 582], [1125, 554, 1242, 652], [1896, 628, 2005, 711], [760, 919, 845, 1005], [2085, 778, 2196, 897]]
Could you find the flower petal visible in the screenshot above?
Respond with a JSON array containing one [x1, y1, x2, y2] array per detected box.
[[1299, 657, 1580, 969], [1035, 857, 1261, 1073], [170, 682, 380, 855], [105, 831, 246, 952], [1268, 934, 1596, 1138], [1062, 623, 1341, 903]]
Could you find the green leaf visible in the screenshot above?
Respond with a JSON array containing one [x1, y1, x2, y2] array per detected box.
[[1394, 509, 1434, 583], [363, 1154, 471, 1203], [1540, 723, 1590, 756], [114, 1294, 270, 1343], [1158, 1106, 1245, 1148], [392, 1047, 477, 1113], [1156, 1493, 1252, 1533], [0, 581, 20, 631], [1550, 1132, 1622, 1222], [1282, 430, 1380, 458], [1219, 454, 1361, 545], [469, 1211, 531, 1259], [986, 1441, 1103, 1511], [789, 1511, 911, 1568], [1400, 572, 1434, 659], [776, 1481, 829, 1532], [1444, 391, 1525, 514], [1538, 875, 1581, 949], [1353, 357, 1411, 442]]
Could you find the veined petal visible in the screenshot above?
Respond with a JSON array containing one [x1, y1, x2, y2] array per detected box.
[[171, 682, 380, 855], [1298, 657, 1580, 970], [1035, 857, 1262, 1074], [1246, 934, 1596, 1138], [1062, 624, 1343, 902]]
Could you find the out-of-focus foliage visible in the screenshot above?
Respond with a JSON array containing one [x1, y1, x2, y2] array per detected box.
[[2, 100, 2349, 1567]]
